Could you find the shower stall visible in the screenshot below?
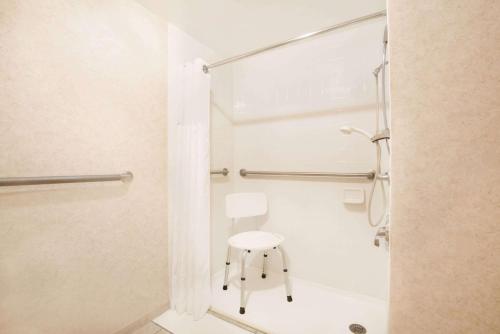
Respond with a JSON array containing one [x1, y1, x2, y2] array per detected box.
[[3, 1, 497, 333], [205, 11, 391, 334], [159, 6, 391, 334]]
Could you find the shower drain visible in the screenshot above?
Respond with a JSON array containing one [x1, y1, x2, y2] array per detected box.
[[349, 323, 367, 334]]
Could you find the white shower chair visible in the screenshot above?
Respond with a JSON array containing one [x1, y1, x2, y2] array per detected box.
[[223, 192, 292, 315]]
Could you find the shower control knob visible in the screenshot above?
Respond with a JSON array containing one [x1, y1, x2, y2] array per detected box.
[[374, 226, 389, 247]]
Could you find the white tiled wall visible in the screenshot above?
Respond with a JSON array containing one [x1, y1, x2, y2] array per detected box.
[[211, 18, 389, 300]]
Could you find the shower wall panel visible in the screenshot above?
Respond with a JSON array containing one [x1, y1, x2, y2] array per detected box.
[[389, 0, 500, 332], [0, 1, 169, 333], [228, 18, 389, 300]]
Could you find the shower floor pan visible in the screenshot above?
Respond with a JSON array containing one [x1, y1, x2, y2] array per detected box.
[[211, 267, 387, 334]]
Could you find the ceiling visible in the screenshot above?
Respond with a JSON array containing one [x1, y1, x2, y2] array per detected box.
[[135, 0, 386, 59]]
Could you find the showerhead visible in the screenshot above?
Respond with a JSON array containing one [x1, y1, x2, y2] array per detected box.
[[339, 125, 373, 141], [340, 126, 353, 135]]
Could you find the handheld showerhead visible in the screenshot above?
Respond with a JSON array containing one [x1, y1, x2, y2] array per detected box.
[[339, 126, 372, 141], [340, 126, 353, 135]]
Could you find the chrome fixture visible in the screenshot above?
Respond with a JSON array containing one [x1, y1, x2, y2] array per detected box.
[[240, 169, 374, 180], [211, 168, 229, 176], [0, 172, 133, 187], [377, 172, 390, 181], [203, 11, 387, 72], [339, 26, 391, 229], [372, 61, 388, 76], [374, 225, 389, 247], [371, 128, 391, 143], [349, 323, 367, 334]]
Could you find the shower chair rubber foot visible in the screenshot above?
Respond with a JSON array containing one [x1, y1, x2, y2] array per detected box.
[[287, 295, 293, 302], [222, 285, 228, 290], [261, 273, 266, 279], [239, 307, 245, 314]]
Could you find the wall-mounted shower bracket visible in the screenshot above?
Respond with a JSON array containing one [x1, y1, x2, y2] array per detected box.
[[371, 129, 390, 143], [377, 172, 390, 181]]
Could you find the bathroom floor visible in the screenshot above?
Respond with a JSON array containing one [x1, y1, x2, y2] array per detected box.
[[131, 321, 171, 334], [211, 267, 388, 334], [154, 309, 254, 334]]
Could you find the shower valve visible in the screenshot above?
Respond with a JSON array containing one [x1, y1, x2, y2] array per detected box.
[[374, 226, 389, 247]]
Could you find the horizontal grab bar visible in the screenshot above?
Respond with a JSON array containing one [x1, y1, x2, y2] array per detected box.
[[211, 168, 229, 176], [0, 171, 133, 187], [239, 169, 375, 180]]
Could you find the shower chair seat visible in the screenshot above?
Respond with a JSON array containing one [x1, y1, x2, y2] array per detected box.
[[228, 230, 284, 251], [223, 192, 292, 315]]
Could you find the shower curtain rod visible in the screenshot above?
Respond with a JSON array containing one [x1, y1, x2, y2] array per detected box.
[[203, 10, 386, 72]]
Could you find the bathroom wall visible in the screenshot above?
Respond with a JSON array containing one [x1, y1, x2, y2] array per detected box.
[[0, 1, 169, 333], [389, 1, 500, 332], [224, 18, 390, 300]]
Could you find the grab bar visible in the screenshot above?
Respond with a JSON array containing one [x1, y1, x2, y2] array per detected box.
[[239, 169, 374, 180], [0, 171, 133, 187], [211, 168, 229, 176]]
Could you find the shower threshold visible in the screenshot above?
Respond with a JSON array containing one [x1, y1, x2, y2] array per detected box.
[[211, 267, 387, 334], [154, 309, 254, 334]]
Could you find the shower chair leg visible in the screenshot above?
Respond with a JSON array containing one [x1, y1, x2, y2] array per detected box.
[[262, 252, 268, 279], [277, 246, 293, 302], [240, 250, 249, 314], [223, 246, 231, 290]]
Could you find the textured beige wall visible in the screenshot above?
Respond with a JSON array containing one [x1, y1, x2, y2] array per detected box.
[[389, 1, 500, 333], [0, 1, 169, 333]]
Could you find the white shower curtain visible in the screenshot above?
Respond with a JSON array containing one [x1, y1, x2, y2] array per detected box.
[[169, 59, 211, 320]]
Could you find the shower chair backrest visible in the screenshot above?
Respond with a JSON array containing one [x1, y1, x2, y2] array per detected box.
[[225, 192, 267, 220]]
